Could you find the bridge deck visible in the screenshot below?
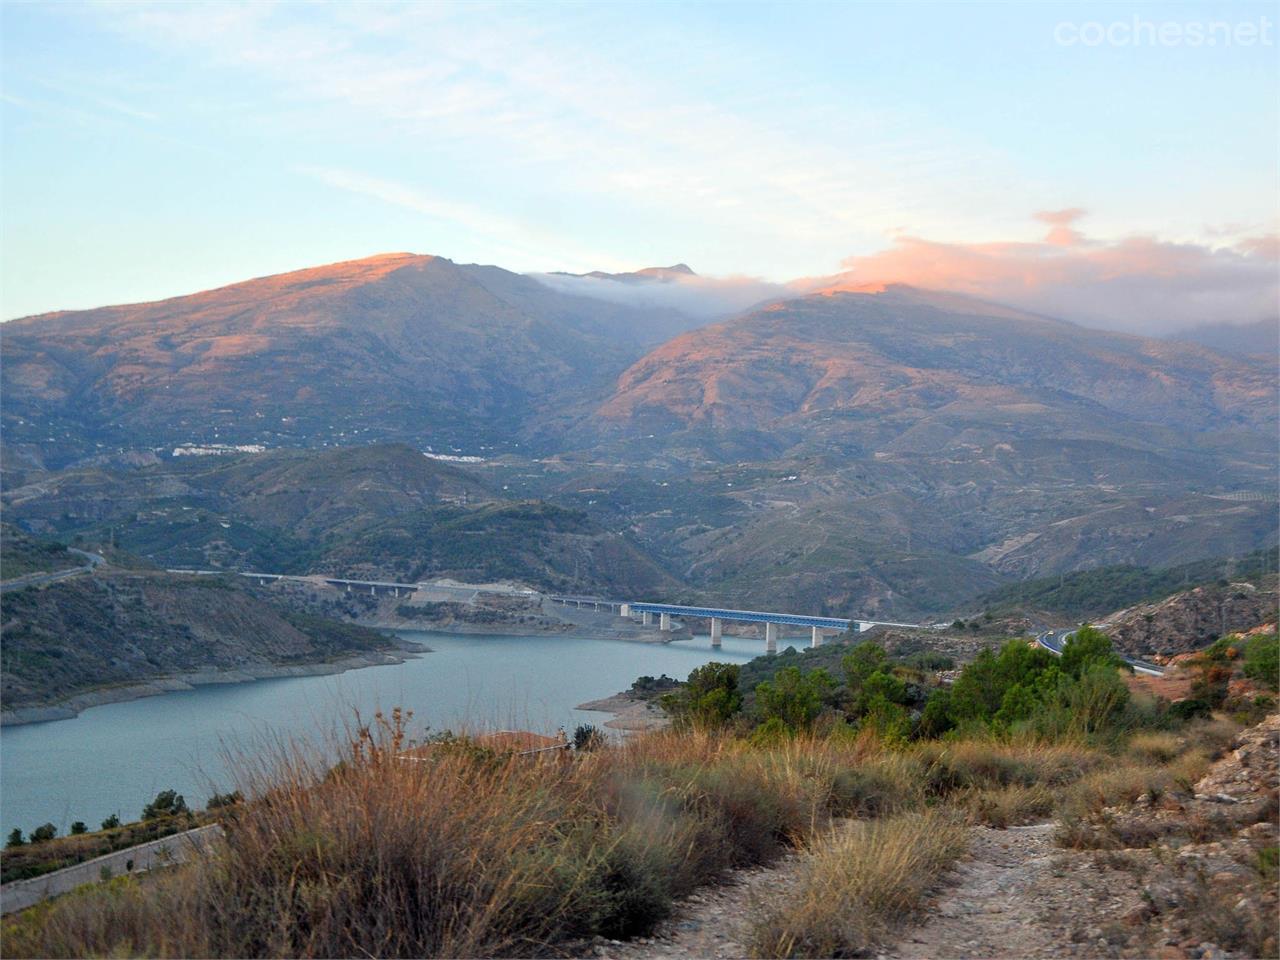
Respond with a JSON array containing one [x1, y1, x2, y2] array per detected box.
[[628, 602, 854, 630]]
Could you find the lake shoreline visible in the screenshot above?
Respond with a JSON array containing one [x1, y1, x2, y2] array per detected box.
[[0, 639, 430, 728], [576, 692, 671, 732]]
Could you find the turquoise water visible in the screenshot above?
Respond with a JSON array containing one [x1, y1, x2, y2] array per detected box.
[[0, 631, 772, 836]]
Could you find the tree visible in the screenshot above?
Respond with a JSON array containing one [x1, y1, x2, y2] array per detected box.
[[69, 821, 88, 836], [100, 814, 121, 830], [206, 791, 243, 811], [661, 662, 743, 729], [6, 828, 23, 848], [918, 687, 955, 738], [31, 823, 57, 843], [843, 641, 888, 690], [851, 669, 907, 717], [754, 666, 836, 732], [141, 789, 189, 821], [572, 724, 604, 751], [1060, 625, 1126, 678]]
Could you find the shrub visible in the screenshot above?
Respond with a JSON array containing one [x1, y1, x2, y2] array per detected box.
[[660, 662, 742, 729], [963, 784, 1055, 828], [1125, 731, 1181, 765], [68, 822, 87, 836], [573, 724, 605, 751], [30, 823, 57, 843], [754, 667, 836, 732], [1242, 631, 1279, 690], [141, 790, 189, 821], [750, 810, 967, 958], [99, 814, 120, 830]]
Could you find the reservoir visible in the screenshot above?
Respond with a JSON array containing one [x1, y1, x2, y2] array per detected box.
[[0, 630, 768, 837]]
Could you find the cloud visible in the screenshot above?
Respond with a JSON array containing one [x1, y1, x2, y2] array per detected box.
[[815, 213, 1279, 336], [300, 165, 622, 271], [531, 271, 786, 319]]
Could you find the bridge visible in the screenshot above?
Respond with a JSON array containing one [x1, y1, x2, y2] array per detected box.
[[550, 596, 919, 653], [166, 570, 918, 655]]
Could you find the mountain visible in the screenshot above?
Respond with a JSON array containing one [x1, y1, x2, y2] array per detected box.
[[1169, 317, 1279, 359], [4, 257, 1275, 618], [595, 285, 1275, 446], [524, 284, 1277, 615], [0, 253, 693, 469], [558, 263, 698, 283], [2, 444, 679, 596]]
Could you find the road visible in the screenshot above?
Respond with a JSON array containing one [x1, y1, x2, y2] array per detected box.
[[0, 549, 105, 595], [0, 823, 223, 915], [1035, 628, 1164, 676]]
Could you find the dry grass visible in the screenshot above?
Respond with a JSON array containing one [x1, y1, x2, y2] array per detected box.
[[749, 810, 968, 958], [4, 710, 1244, 958], [962, 783, 1056, 828], [1, 720, 867, 958], [914, 738, 1099, 795], [1124, 731, 1182, 765]]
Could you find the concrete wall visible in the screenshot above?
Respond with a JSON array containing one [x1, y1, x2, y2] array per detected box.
[[0, 824, 223, 916]]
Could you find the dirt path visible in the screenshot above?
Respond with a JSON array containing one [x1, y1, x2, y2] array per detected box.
[[887, 823, 1148, 960], [588, 823, 1148, 960], [591, 855, 799, 959], [887, 823, 1070, 959]]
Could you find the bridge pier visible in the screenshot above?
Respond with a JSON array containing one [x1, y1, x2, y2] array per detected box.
[[346, 583, 351, 593], [765, 622, 778, 654], [811, 626, 822, 649], [710, 617, 722, 648], [642, 611, 652, 626], [659, 612, 671, 631], [619, 603, 631, 618], [370, 585, 376, 596]]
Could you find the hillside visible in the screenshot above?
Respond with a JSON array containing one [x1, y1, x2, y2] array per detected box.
[[527, 285, 1277, 615], [972, 548, 1279, 620], [0, 571, 404, 721], [0, 254, 696, 469], [3, 256, 1275, 619], [0, 524, 80, 580], [1098, 578, 1280, 659], [1, 444, 679, 597]]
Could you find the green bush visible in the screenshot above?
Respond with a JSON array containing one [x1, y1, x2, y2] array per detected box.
[[1243, 631, 1279, 690], [754, 667, 836, 732], [660, 663, 743, 729], [141, 789, 189, 821]]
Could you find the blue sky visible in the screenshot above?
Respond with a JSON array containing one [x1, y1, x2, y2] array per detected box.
[[2, 1, 1276, 319]]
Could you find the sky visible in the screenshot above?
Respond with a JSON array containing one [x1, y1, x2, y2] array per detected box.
[[2, 0, 1277, 327]]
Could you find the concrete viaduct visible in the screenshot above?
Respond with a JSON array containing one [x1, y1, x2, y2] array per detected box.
[[165, 571, 919, 655], [549, 596, 919, 654]]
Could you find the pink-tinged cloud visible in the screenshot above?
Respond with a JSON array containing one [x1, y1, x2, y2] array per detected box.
[[817, 214, 1278, 336]]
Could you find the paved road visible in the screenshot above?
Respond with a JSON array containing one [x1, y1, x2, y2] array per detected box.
[[0, 549, 104, 595], [0, 823, 223, 915], [1036, 628, 1164, 676]]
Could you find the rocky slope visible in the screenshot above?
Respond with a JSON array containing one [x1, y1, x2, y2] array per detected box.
[[0, 571, 407, 722], [1099, 578, 1280, 658]]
